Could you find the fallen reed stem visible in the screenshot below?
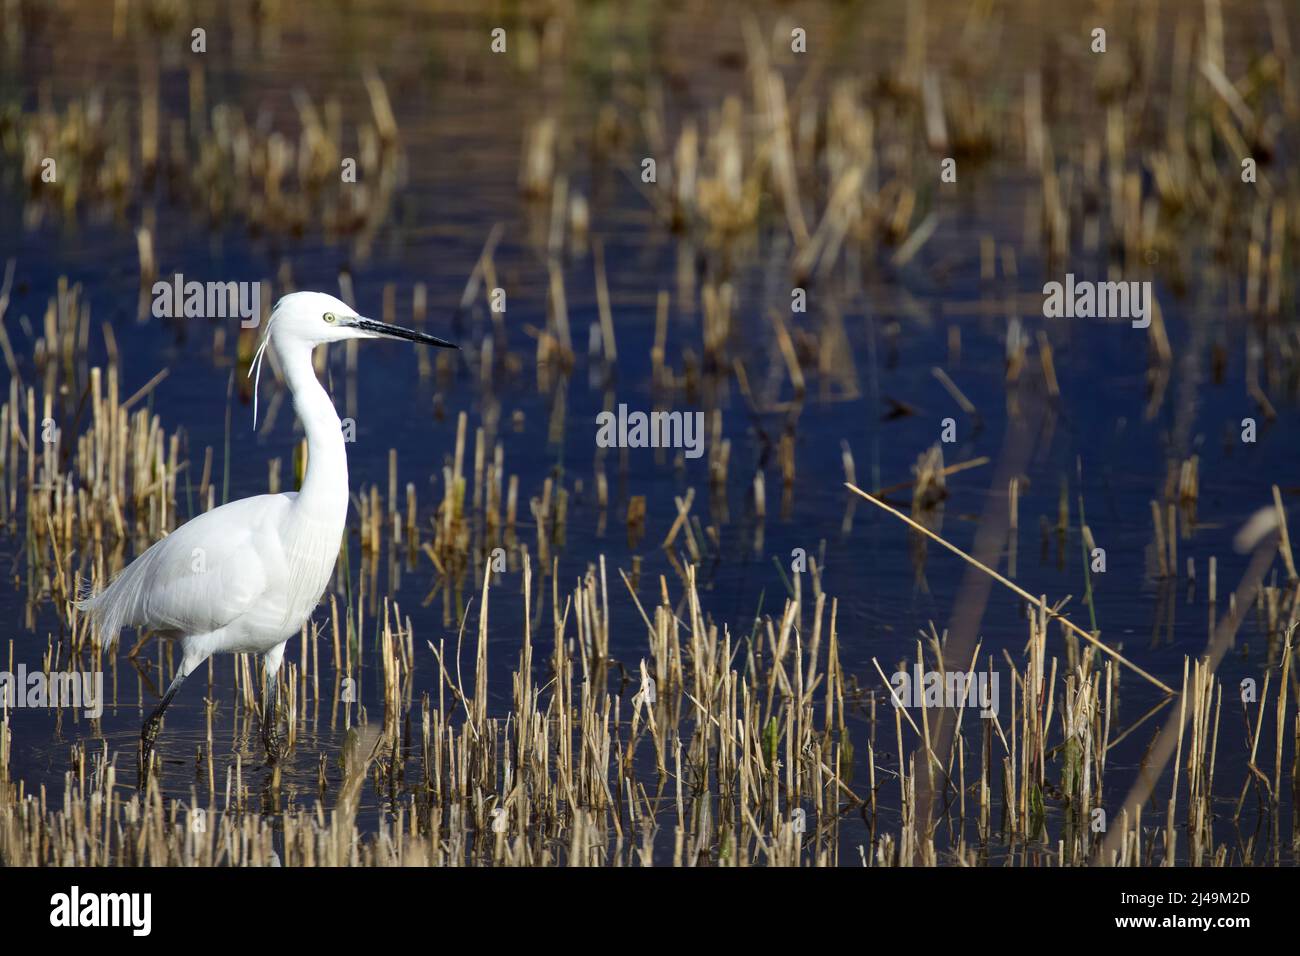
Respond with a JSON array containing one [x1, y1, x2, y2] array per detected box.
[[844, 482, 1176, 695]]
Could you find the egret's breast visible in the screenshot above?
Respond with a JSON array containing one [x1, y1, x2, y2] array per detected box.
[[230, 506, 344, 650], [278, 509, 346, 633]]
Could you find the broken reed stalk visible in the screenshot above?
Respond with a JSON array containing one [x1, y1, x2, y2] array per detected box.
[[1095, 538, 1281, 865], [844, 482, 1176, 695]]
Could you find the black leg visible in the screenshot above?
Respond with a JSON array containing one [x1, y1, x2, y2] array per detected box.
[[262, 668, 282, 765], [139, 669, 187, 787]]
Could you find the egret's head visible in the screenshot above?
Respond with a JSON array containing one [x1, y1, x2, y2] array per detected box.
[[249, 290, 457, 426], [265, 291, 458, 349]]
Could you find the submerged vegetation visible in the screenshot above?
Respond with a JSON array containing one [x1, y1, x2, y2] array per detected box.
[[0, 0, 1298, 865]]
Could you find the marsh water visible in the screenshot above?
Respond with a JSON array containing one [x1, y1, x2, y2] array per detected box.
[[1, 0, 1296, 864]]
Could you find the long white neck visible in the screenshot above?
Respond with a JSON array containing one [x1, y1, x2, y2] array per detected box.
[[277, 339, 348, 518]]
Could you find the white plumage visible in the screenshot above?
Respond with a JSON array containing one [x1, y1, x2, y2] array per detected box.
[[81, 493, 316, 655], [76, 291, 456, 775]]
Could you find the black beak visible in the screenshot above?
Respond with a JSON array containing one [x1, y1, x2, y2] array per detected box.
[[349, 317, 458, 349]]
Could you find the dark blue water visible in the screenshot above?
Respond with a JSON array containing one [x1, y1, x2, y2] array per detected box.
[[1, 0, 1296, 864]]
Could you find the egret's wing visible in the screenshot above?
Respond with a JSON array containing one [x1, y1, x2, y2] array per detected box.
[[137, 519, 273, 635], [79, 494, 292, 648]]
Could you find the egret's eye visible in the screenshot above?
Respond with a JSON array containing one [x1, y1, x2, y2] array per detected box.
[[323, 312, 337, 324]]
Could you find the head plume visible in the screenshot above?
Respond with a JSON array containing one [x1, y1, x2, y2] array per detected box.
[[247, 301, 283, 430]]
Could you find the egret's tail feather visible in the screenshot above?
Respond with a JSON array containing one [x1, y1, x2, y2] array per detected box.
[[75, 586, 125, 654], [75, 554, 156, 654]]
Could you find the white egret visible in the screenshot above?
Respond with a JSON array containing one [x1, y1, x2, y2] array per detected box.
[[77, 291, 456, 779]]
